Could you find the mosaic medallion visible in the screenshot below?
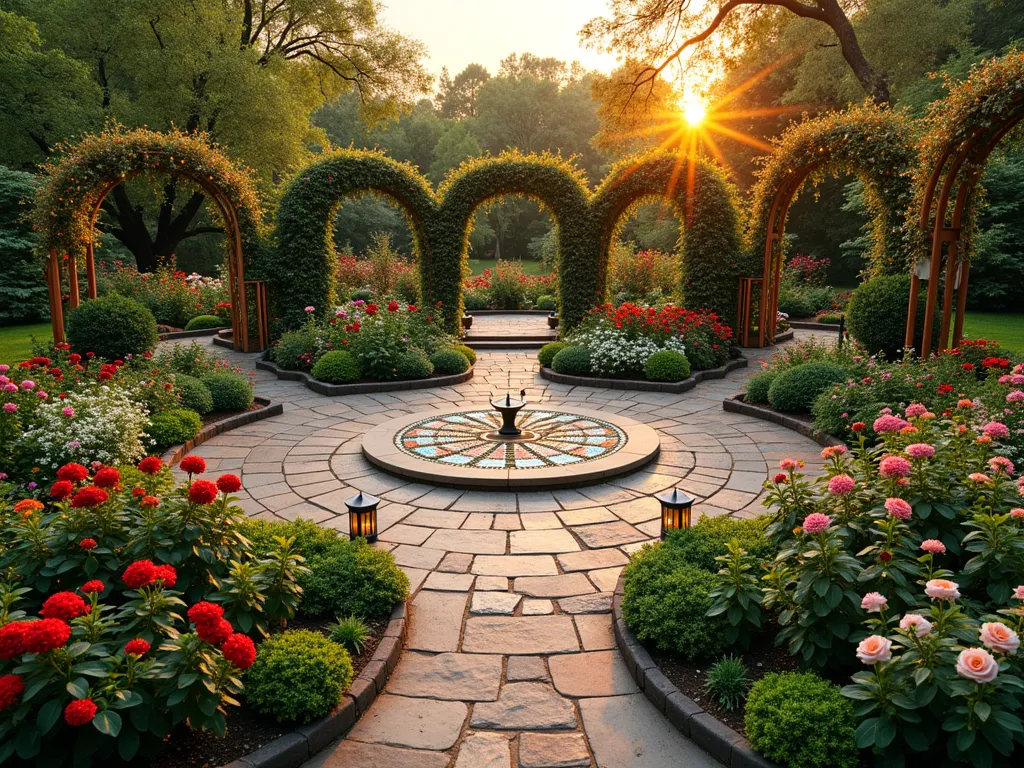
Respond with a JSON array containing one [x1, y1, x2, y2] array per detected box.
[[394, 410, 628, 470]]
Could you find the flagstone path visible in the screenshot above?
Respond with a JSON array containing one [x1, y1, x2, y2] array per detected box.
[[174, 326, 831, 768]]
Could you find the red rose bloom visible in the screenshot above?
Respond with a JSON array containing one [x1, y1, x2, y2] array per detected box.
[[179, 455, 206, 475], [773, 472, 788, 484], [81, 580, 105, 595], [137, 456, 163, 474], [132, 487, 146, 497], [141, 496, 159, 508], [98, 371, 112, 381], [365, 303, 378, 316], [79, 538, 97, 550], [188, 480, 218, 505], [124, 638, 150, 656], [197, 617, 233, 646], [153, 564, 177, 589], [64, 698, 98, 727], [387, 300, 399, 312], [23, 618, 71, 654], [221, 633, 257, 669], [70, 486, 108, 508], [0, 674, 24, 711], [40, 592, 89, 621], [187, 602, 224, 626], [216, 474, 242, 494], [122, 560, 157, 589], [879, 551, 893, 563], [0, 622, 29, 659], [851, 422, 866, 432], [57, 463, 89, 483], [50, 480, 73, 499], [92, 467, 120, 488]]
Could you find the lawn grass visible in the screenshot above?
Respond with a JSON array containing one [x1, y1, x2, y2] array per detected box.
[[0, 323, 53, 366], [961, 312, 1024, 357], [467, 258, 550, 276]]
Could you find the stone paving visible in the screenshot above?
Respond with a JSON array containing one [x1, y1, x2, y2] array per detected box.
[[466, 314, 558, 339], [171, 324, 832, 768]]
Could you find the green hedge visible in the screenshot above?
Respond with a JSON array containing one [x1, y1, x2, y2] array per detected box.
[[644, 350, 691, 382], [300, 538, 409, 618], [767, 362, 848, 412], [664, 515, 773, 572], [183, 314, 225, 331], [538, 342, 568, 367], [312, 350, 361, 383], [430, 349, 470, 375], [65, 294, 158, 361], [551, 345, 591, 376], [846, 273, 938, 359]]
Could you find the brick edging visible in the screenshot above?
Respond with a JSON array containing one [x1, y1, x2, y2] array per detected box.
[[158, 327, 223, 341], [612, 574, 778, 768], [722, 395, 845, 448], [219, 600, 409, 768], [538, 357, 748, 393], [255, 355, 474, 395], [160, 397, 284, 466], [786, 320, 840, 331]]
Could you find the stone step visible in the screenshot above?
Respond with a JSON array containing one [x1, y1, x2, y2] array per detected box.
[[465, 340, 551, 350]]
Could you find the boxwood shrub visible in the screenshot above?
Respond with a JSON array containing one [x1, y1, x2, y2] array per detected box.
[[300, 538, 410, 618], [454, 344, 477, 366], [644, 350, 691, 382], [174, 373, 214, 415], [312, 350, 361, 383], [664, 515, 773, 572], [846, 273, 938, 359], [245, 630, 353, 724], [146, 407, 202, 449], [396, 349, 434, 379], [183, 314, 225, 330], [430, 349, 470, 375], [767, 362, 847, 412], [236, 517, 343, 560], [551, 345, 591, 376], [744, 370, 777, 404], [202, 372, 254, 411], [536, 294, 557, 310], [538, 342, 568, 367], [65, 294, 158, 361], [745, 672, 858, 768]]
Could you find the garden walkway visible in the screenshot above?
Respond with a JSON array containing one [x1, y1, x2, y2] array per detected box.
[[173, 332, 830, 768]]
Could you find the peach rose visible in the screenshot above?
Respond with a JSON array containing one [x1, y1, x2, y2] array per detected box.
[[980, 622, 1020, 655], [1015, 585, 1024, 601], [860, 592, 888, 614], [856, 635, 892, 665], [899, 614, 933, 637], [956, 648, 999, 683], [925, 579, 960, 601]]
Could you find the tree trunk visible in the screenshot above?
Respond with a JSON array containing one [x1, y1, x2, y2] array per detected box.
[[819, 0, 890, 104]]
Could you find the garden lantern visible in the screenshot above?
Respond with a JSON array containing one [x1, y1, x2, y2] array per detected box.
[[346, 491, 379, 543], [656, 488, 693, 539]]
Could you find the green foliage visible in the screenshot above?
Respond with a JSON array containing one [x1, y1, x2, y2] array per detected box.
[[745, 673, 858, 768], [202, 372, 254, 412], [744, 371, 777, 404], [429, 349, 470, 375], [235, 518, 343, 560], [453, 344, 476, 365], [846, 273, 936, 358], [0, 165, 48, 325], [535, 294, 557, 311], [146, 408, 202, 449], [329, 615, 372, 655], [395, 348, 434, 379], [621, 544, 725, 659], [767, 362, 848, 413], [183, 314, 225, 331], [704, 656, 749, 711], [65, 294, 158, 361], [776, 287, 816, 319], [245, 630, 354, 725], [174, 374, 213, 416], [155, 340, 220, 378], [271, 328, 318, 370], [311, 350, 361, 384], [463, 289, 488, 310], [551, 345, 591, 376], [644, 350, 691, 382], [300, 539, 409, 618], [664, 515, 773, 572], [537, 342, 568, 367]]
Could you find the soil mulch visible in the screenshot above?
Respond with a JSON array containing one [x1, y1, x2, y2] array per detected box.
[[649, 634, 798, 736], [149, 614, 388, 768]]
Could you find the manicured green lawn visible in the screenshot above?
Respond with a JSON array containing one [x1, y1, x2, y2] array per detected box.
[[961, 312, 1024, 357], [467, 258, 550, 276], [0, 323, 53, 366]]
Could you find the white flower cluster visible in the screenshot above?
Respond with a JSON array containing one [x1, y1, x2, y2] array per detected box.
[[576, 327, 661, 376], [21, 386, 150, 468]]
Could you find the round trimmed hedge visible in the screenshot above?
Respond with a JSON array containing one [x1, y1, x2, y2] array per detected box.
[[767, 362, 848, 413], [744, 371, 777, 404], [396, 349, 433, 379], [174, 374, 213, 415], [65, 294, 158, 361], [430, 349, 470, 375], [146, 408, 202, 449], [183, 314, 225, 331], [454, 344, 477, 366], [202, 372, 254, 412], [538, 342, 568, 368], [551, 345, 591, 376], [312, 350, 361, 384], [846, 274, 939, 359], [644, 350, 691, 382]]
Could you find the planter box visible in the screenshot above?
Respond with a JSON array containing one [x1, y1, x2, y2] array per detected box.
[[462, 314, 473, 330], [547, 314, 559, 329], [539, 357, 747, 394], [257, 354, 474, 396]]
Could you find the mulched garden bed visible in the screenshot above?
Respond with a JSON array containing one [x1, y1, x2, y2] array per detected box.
[[149, 615, 388, 768], [200, 401, 265, 427]]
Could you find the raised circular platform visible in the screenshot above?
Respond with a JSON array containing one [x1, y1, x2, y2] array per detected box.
[[362, 405, 660, 489]]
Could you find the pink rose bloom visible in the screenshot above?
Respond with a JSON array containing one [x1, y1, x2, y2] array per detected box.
[[899, 614, 933, 637], [968, 472, 991, 484], [828, 474, 856, 495], [1014, 585, 1024, 600], [1012, 373, 1024, 384], [779, 459, 801, 470], [879, 456, 912, 478], [920, 539, 946, 554], [304, 306, 315, 313], [0, 365, 7, 373], [905, 403, 927, 418], [1007, 390, 1024, 403], [989, 456, 1015, 475], [36, 391, 48, 399], [2, 403, 16, 414], [20, 380, 34, 390], [980, 622, 1020, 655], [1011, 509, 1024, 519], [884, 498, 912, 519], [983, 422, 1010, 439], [956, 648, 999, 683], [861, 592, 888, 613], [874, 415, 911, 434], [905, 443, 935, 459], [2, 384, 16, 393], [856, 635, 892, 665], [925, 578, 960, 601], [802, 513, 831, 534], [62, 407, 75, 418]]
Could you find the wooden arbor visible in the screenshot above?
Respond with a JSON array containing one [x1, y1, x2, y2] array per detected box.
[[905, 53, 1024, 354], [37, 128, 267, 352]]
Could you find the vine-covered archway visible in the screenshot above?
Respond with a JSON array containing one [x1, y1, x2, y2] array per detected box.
[[906, 50, 1024, 354], [748, 103, 919, 345], [35, 126, 266, 351]]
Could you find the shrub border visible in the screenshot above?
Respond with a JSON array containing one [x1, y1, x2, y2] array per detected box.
[[538, 356, 747, 393], [255, 354, 474, 396], [722, 394, 845, 448], [612, 573, 778, 768], [160, 396, 284, 466], [216, 599, 408, 768]]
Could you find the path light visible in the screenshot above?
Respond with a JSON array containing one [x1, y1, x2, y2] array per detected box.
[[656, 488, 693, 539], [346, 491, 379, 543]]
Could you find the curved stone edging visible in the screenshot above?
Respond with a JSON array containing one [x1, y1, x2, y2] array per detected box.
[[161, 396, 284, 466], [217, 600, 408, 768], [256, 355, 474, 396], [786, 320, 839, 332], [612, 574, 778, 768], [158, 327, 223, 342], [772, 329, 795, 343], [722, 395, 844, 449], [539, 357, 748, 393]]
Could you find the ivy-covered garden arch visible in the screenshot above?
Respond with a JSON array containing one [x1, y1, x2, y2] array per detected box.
[[34, 126, 266, 351], [906, 50, 1024, 354], [747, 103, 919, 345]]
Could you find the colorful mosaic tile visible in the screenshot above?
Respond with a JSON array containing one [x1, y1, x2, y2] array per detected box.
[[394, 410, 628, 469]]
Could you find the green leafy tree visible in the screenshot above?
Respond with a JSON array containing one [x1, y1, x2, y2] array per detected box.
[[0, 165, 49, 325], [435, 63, 490, 119]]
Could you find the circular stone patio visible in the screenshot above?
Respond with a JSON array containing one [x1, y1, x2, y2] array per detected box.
[[169, 321, 831, 768]]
